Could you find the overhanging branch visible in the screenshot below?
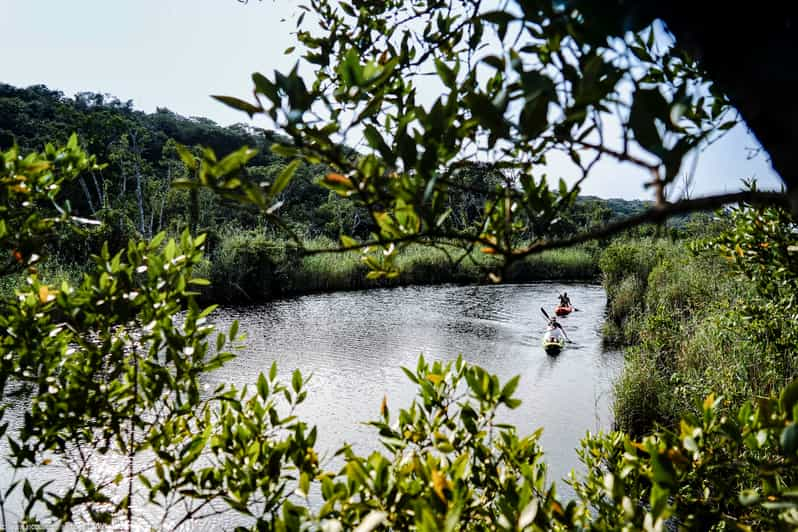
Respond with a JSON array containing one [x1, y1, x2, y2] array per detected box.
[[515, 190, 790, 258]]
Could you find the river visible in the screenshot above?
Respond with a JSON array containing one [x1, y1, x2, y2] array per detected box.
[[0, 281, 622, 528], [207, 281, 622, 493]]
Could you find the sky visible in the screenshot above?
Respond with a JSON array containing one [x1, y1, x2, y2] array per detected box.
[[0, 0, 784, 200]]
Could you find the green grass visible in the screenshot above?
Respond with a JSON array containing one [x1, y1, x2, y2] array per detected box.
[[211, 236, 601, 300], [1, 234, 601, 304], [290, 238, 497, 294], [507, 246, 599, 281], [0, 259, 84, 299], [601, 237, 793, 436]]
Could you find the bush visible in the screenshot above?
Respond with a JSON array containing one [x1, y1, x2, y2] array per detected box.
[[604, 208, 798, 436], [208, 228, 294, 301], [599, 238, 675, 345]]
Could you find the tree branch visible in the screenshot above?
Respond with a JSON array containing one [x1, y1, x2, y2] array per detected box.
[[514, 190, 790, 258]]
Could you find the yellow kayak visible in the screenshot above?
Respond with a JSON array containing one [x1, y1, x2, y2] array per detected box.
[[542, 329, 566, 355]]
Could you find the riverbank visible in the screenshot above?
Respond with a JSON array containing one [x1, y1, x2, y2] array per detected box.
[[601, 232, 797, 436], [7, 234, 600, 303], [0, 237, 601, 305], [197, 234, 601, 302]]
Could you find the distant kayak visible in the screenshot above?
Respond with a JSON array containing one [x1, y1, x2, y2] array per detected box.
[[542, 328, 566, 355], [554, 305, 573, 316]]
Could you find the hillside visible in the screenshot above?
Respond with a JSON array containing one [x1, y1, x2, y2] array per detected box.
[[0, 82, 674, 253]]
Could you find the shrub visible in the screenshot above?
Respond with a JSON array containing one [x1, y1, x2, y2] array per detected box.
[[208, 228, 294, 301]]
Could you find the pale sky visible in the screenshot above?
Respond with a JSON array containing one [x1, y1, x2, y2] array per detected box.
[[1, 0, 784, 200]]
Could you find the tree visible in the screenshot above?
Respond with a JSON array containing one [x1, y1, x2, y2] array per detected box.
[[224, 0, 792, 281], [3, 0, 798, 528], [3, 127, 798, 532]]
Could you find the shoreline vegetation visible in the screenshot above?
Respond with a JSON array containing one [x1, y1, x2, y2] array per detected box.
[[9, 212, 783, 445], [3, 137, 798, 529], [3, 235, 602, 303], [601, 214, 798, 438], [4, 83, 798, 527], [198, 237, 601, 303]]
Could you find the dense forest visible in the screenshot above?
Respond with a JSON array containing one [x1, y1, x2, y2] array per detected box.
[[0, 83, 662, 301]]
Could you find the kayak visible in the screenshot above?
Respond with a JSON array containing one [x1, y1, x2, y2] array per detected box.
[[554, 305, 573, 316], [542, 328, 566, 355]]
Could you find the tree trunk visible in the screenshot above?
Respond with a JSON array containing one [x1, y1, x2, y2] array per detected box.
[[91, 170, 105, 209], [130, 133, 148, 238], [78, 176, 96, 213]]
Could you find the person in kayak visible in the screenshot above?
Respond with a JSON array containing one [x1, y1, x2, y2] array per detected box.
[[547, 316, 570, 341], [558, 292, 571, 307]]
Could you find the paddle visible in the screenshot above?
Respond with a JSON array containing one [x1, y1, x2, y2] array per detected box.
[[540, 307, 572, 343]]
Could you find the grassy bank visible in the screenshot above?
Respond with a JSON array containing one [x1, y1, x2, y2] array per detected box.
[[4, 231, 600, 303], [0, 259, 84, 298], [197, 232, 600, 302], [0, 231, 599, 304], [600, 236, 795, 436]]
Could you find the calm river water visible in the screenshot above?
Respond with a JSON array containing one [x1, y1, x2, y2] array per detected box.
[[1, 282, 622, 528], [207, 282, 622, 492]]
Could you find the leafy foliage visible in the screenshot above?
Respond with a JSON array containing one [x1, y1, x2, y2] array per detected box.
[[0, 134, 98, 274], [602, 203, 798, 439], [218, 0, 782, 281], [0, 143, 314, 529]]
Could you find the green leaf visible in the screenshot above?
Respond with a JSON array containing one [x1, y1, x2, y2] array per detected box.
[[340, 235, 359, 248], [401, 366, 420, 384], [292, 369, 302, 393], [396, 128, 417, 169], [252, 72, 278, 101], [505, 398, 522, 409], [781, 423, 798, 454], [435, 58, 457, 89], [257, 373, 269, 399], [519, 96, 549, 138], [175, 144, 198, 170], [299, 471, 310, 495], [363, 125, 394, 163], [216, 333, 226, 352], [781, 380, 798, 418], [651, 454, 676, 488], [481, 55, 505, 71], [500, 375, 520, 399], [211, 95, 262, 118], [271, 159, 301, 196]]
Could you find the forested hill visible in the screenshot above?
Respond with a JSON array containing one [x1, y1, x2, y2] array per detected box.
[[0, 83, 333, 249], [0, 83, 652, 248]]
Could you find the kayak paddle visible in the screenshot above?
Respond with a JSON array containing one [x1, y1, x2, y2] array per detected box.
[[540, 307, 572, 343]]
